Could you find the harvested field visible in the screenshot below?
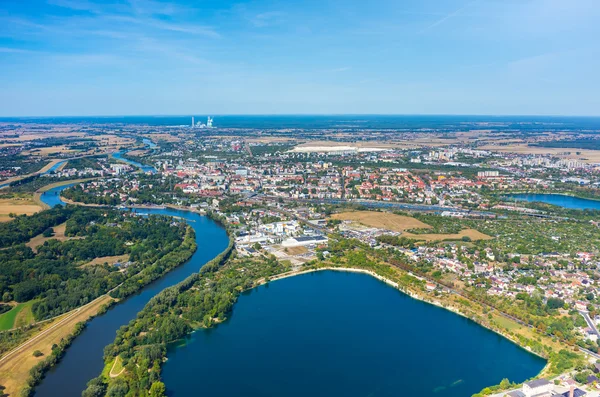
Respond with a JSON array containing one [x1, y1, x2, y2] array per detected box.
[[331, 211, 491, 242], [0, 295, 113, 396], [1, 132, 86, 142], [284, 246, 308, 255], [331, 211, 431, 231], [480, 144, 600, 163], [25, 145, 76, 156], [82, 254, 129, 268], [147, 133, 180, 142], [91, 134, 135, 147], [0, 197, 42, 222], [126, 149, 149, 156]]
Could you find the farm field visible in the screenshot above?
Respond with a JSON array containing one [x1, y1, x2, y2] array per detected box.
[[480, 143, 600, 163], [284, 246, 308, 255], [331, 211, 491, 241], [23, 145, 76, 156], [0, 196, 42, 222]]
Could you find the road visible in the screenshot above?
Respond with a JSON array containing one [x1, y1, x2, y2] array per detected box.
[[579, 310, 600, 337]]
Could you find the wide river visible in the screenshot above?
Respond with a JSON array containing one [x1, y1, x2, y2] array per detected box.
[[35, 185, 229, 396], [507, 193, 600, 210], [36, 185, 545, 396]]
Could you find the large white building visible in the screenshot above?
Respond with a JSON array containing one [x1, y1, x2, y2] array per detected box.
[[281, 235, 328, 247], [260, 220, 300, 236]]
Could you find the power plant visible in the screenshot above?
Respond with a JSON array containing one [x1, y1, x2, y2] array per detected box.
[[190, 116, 214, 129]]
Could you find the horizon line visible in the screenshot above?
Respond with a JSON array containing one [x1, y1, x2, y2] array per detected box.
[[2, 113, 600, 119]]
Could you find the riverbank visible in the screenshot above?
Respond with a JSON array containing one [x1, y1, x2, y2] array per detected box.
[[0, 295, 115, 396], [31, 186, 230, 397], [2, 196, 200, 396], [33, 178, 99, 209]]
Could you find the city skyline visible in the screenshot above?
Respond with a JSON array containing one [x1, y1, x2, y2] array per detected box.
[[1, 0, 600, 116]]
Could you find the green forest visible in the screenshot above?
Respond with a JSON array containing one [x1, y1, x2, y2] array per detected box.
[[86, 251, 290, 397], [0, 206, 194, 322]]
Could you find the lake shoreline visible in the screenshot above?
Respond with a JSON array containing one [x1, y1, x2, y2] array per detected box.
[[260, 266, 549, 362], [503, 191, 600, 204]]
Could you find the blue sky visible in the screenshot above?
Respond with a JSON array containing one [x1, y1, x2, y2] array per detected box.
[[1, 0, 599, 116]]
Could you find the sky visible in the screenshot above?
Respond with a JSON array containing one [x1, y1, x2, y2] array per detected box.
[[1, 0, 599, 116]]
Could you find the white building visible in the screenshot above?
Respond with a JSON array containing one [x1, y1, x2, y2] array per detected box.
[[522, 379, 553, 397], [281, 235, 328, 247], [260, 221, 300, 236]]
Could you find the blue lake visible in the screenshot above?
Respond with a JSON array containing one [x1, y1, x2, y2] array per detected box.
[[507, 193, 600, 210], [162, 271, 545, 397]]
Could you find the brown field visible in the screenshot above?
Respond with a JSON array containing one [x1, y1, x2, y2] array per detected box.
[[331, 211, 491, 242], [26, 222, 84, 252], [0, 132, 87, 142], [126, 149, 149, 156], [284, 246, 308, 255], [82, 254, 129, 268], [91, 134, 135, 147], [481, 144, 600, 163], [24, 145, 76, 156], [332, 211, 431, 231], [146, 133, 180, 142], [0, 295, 114, 396], [0, 197, 42, 222]]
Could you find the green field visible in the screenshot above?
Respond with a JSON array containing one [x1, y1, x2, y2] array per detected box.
[[0, 301, 36, 331], [493, 314, 521, 332]]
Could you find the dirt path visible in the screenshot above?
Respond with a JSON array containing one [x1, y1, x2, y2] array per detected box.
[[109, 356, 125, 378]]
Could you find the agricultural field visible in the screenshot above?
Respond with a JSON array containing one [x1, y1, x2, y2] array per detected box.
[[331, 211, 491, 241], [91, 134, 136, 151], [23, 145, 77, 156], [480, 143, 600, 163], [0, 196, 42, 222], [284, 246, 308, 255]]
